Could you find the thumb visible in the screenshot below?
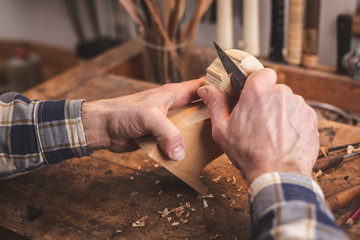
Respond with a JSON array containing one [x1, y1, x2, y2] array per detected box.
[[197, 85, 230, 138], [147, 110, 185, 161]]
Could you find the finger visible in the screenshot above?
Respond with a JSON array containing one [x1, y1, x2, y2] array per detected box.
[[197, 85, 230, 139], [244, 68, 277, 91], [147, 109, 186, 161], [161, 78, 204, 110]]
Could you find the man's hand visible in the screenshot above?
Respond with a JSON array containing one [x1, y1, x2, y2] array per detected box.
[[81, 78, 203, 161], [198, 68, 318, 184]]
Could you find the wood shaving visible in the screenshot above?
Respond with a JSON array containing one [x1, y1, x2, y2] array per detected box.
[[116, 230, 122, 233], [211, 176, 222, 183], [185, 202, 191, 208], [220, 194, 226, 198], [171, 222, 180, 226], [230, 200, 236, 207], [226, 177, 231, 182], [347, 145, 360, 154], [158, 191, 163, 195], [132, 216, 148, 227], [167, 217, 172, 222], [313, 170, 323, 179], [172, 206, 185, 217], [203, 199, 208, 208], [232, 176, 236, 184], [182, 219, 188, 223], [186, 212, 190, 218], [158, 208, 170, 217], [210, 233, 220, 239], [191, 208, 196, 212], [155, 180, 161, 184], [237, 187, 243, 192], [177, 194, 183, 198], [236, 194, 241, 197]]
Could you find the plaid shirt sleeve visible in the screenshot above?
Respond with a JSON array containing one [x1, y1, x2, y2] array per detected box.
[[0, 92, 91, 179], [249, 172, 349, 240]]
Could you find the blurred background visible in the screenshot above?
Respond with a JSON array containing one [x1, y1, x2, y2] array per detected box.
[[0, 0, 359, 91]]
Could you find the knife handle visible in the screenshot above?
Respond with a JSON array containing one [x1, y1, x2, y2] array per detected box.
[[286, 0, 305, 65], [269, 0, 284, 62], [337, 14, 352, 72]]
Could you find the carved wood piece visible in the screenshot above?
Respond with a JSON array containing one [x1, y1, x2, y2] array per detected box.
[[136, 49, 264, 194]]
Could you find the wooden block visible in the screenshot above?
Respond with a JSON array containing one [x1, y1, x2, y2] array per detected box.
[[137, 49, 264, 194]]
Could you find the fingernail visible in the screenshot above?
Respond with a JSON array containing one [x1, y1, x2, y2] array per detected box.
[[198, 87, 208, 99], [171, 146, 185, 161]]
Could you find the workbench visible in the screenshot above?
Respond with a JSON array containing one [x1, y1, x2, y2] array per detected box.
[[1, 40, 360, 239]]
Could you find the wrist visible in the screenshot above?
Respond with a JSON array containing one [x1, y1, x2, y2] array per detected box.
[[81, 100, 111, 150]]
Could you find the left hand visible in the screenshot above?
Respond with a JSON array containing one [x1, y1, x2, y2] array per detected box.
[[81, 78, 203, 160]]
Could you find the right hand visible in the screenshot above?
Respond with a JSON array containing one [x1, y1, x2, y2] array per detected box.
[[197, 68, 319, 184]]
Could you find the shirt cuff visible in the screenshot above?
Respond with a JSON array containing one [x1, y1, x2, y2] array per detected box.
[[34, 99, 91, 165], [249, 172, 333, 224]]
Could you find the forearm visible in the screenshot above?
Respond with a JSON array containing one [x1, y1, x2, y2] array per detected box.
[[249, 172, 348, 240], [0, 92, 90, 179]]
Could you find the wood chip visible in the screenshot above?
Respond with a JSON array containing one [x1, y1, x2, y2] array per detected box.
[[182, 219, 188, 223], [158, 208, 170, 217], [203, 199, 208, 208], [158, 190, 163, 195], [177, 193, 183, 198], [230, 200, 236, 207], [186, 212, 190, 218], [171, 221, 180, 226], [210, 233, 220, 239], [129, 176, 134, 181], [154, 164, 160, 168], [228, 161, 232, 165], [155, 180, 161, 184], [116, 230, 122, 233], [211, 176, 222, 183], [132, 216, 148, 227], [167, 217, 172, 222], [191, 208, 196, 212], [206, 193, 214, 198], [220, 194, 226, 198], [232, 176, 236, 184], [185, 202, 191, 208]]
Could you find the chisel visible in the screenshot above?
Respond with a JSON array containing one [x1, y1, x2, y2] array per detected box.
[[313, 151, 360, 172], [318, 141, 360, 157]]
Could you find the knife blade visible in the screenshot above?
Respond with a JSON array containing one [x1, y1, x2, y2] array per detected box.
[[213, 41, 247, 91]]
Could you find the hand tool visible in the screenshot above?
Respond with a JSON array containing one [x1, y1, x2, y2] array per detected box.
[[213, 41, 247, 91], [302, 0, 321, 68], [269, 0, 284, 62], [216, 0, 234, 51], [286, 0, 305, 65], [318, 141, 360, 157], [313, 151, 360, 172], [337, 14, 352, 73], [325, 184, 360, 212], [242, 0, 260, 56], [345, 204, 360, 228]]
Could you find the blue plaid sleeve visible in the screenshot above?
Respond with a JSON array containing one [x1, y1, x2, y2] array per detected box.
[[0, 92, 90, 179], [249, 172, 349, 240]]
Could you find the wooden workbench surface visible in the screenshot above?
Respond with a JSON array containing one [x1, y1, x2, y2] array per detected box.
[[1, 40, 360, 239]]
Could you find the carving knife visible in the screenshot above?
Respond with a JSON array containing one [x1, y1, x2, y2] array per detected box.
[[213, 41, 247, 91]]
